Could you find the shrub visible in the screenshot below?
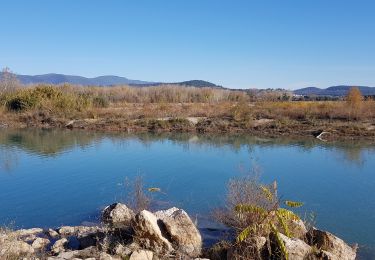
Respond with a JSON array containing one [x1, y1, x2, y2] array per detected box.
[[93, 96, 109, 108], [214, 174, 303, 260], [6, 94, 38, 111]]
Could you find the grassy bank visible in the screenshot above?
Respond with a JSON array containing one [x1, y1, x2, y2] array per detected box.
[[0, 84, 374, 140]]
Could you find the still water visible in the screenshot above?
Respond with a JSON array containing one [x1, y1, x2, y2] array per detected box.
[[0, 129, 374, 254]]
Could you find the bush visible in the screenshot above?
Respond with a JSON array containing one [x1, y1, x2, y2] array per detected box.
[[214, 174, 303, 259], [93, 96, 109, 108], [6, 94, 38, 111]]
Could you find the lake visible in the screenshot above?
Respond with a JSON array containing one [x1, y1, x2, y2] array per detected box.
[[0, 129, 374, 257]]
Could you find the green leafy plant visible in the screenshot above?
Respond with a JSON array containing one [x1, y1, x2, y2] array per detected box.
[[235, 182, 303, 260]]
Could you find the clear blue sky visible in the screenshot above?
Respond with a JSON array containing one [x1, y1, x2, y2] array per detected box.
[[1, 0, 374, 89]]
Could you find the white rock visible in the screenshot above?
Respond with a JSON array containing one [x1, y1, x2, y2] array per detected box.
[[132, 210, 173, 254], [155, 207, 202, 257], [32, 237, 50, 250], [129, 250, 154, 260], [51, 238, 68, 255], [279, 233, 311, 260], [102, 203, 135, 229]]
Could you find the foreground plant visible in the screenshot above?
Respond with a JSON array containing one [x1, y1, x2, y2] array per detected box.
[[213, 175, 305, 260], [235, 183, 303, 260]]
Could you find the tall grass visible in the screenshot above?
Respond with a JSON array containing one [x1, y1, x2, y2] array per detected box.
[[0, 84, 374, 123]]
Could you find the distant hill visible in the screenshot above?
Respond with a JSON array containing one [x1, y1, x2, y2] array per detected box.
[[294, 85, 375, 96], [16, 73, 154, 86], [12, 73, 221, 88]]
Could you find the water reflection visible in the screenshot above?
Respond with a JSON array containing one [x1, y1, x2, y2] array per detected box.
[[1, 128, 375, 257], [0, 147, 18, 172], [0, 129, 374, 170]]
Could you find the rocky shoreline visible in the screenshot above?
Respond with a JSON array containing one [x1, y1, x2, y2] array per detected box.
[[0, 203, 357, 260], [1, 113, 375, 142]]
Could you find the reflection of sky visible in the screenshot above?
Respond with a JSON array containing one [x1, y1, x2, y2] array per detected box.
[[0, 130, 375, 249]]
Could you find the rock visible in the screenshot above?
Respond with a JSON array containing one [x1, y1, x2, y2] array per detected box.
[[77, 232, 101, 249], [308, 228, 356, 260], [54, 250, 77, 259], [155, 207, 202, 257], [52, 238, 69, 255], [129, 250, 154, 260], [65, 120, 75, 128], [14, 228, 44, 237], [113, 242, 140, 258], [58, 226, 76, 237], [132, 210, 173, 255], [99, 252, 122, 260], [250, 236, 267, 250], [13, 228, 43, 242], [58, 226, 101, 237], [289, 219, 308, 239], [102, 203, 135, 229], [32, 237, 50, 250], [47, 228, 60, 238], [0, 122, 8, 128], [0, 240, 35, 258], [278, 233, 311, 260], [53, 246, 100, 259]]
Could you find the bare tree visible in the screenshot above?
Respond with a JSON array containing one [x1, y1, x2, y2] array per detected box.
[[0, 67, 20, 94]]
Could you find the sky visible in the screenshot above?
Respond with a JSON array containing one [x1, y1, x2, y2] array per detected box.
[[1, 0, 375, 89]]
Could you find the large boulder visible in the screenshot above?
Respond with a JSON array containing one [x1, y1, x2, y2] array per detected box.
[[129, 249, 154, 260], [277, 233, 312, 260], [32, 237, 50, 250], [0, 240, 35, 258], [51, 237, 69, 255], [11, 227, 44, 243], [47, 228, 60, 238], [155, 207, 202, 257], [102, 203, 135, 229], [132, 210, 173, 255], [307, 228, 356, 260]]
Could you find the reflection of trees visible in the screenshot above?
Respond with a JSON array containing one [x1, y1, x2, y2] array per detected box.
[[333, 144, 366, 167], [0, 147, 18, 173], [0, 129, 374, 169], [0, 129, 102, 156]]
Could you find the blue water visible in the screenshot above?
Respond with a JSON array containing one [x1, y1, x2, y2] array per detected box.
[[0, 129, 375, 252]]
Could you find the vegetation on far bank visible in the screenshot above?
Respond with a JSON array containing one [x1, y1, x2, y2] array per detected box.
[[1, 68, 374, 139]]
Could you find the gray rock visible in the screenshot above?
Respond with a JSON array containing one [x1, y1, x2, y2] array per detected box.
[[12, 228, 43, 243], [14, 228, 44, 237], [308, 228, 356, 260], [32, 237, 50, 250], [102, 203, 135, 229], [129, 250, 154, 260], [113, 242, 140, 258], [58, 226, 76, 237], [58, 226, 101, 237], [155, 207, 202, 257], [52, 238, 69, 255], [47, 228, 60, 238], [278, 233, 311, 260], [132, 210, 173, 255], [53, 246, 100, 259], [99, 252, 122, 260]]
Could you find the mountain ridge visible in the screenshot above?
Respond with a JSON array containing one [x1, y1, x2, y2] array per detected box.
[[13, 73, 222, 88], [294, 85, 375, 96]]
